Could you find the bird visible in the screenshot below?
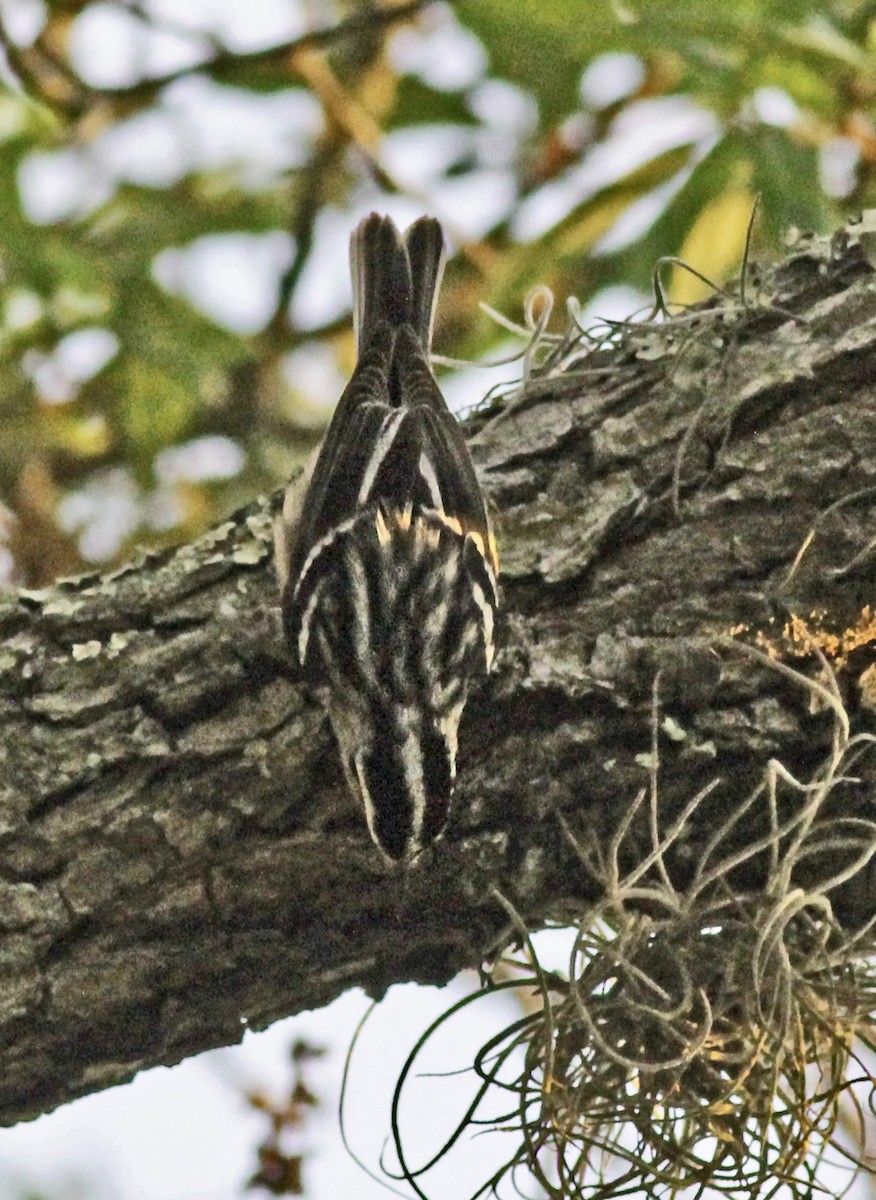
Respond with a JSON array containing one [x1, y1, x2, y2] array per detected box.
[[275, 213, 498, 862]]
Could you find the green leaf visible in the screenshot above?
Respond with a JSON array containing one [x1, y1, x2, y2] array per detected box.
[[750, 126, 830, 239], [499, 141, 700, 310], [460, 0, 852, 122], [389, 75, 479, 127], [591, 131, 756, 298], [118, 356, 200, 470]]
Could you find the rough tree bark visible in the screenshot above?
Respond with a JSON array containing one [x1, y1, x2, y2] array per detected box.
[[1, 217, 875, 1125]]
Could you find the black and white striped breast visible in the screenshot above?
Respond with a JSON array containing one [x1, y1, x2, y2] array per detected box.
[[291, 506, 496, 713]]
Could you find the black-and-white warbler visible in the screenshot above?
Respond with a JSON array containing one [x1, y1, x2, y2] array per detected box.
[[275, 214, 498, 862]]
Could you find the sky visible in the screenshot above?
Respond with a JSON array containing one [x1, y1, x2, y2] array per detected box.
[[0, 976, 538, 1200]]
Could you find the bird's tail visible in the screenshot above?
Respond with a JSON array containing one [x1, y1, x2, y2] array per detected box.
[[351, 214, 446, 355]]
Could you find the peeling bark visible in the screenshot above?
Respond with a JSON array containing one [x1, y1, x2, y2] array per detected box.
[[1, 219, 875, 1125]]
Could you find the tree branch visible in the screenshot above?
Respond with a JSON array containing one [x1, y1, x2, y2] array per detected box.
[[2, 0, 437, 117], [1, 219, 875, 1124]]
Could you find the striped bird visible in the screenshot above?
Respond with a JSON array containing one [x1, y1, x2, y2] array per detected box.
[[275, 214, 498, 862]]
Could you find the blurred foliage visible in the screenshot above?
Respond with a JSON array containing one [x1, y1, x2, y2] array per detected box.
[[0, 0, 873, 583], [246, 1038, 326, 1197]]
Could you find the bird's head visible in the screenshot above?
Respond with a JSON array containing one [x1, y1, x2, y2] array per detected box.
[[300, 508, 496, 861], [329, 696, 464, 862]]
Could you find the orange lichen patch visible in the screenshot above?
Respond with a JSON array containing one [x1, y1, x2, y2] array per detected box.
[[839, 605, 876, 655], [733, 607, 876, 668], [768, 612, 843, 660], [724, 604, 873, 672]]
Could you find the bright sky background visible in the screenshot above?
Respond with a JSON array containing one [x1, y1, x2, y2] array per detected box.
[[0, 928, 579, 1200], [0, 2, 870, 1199]]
